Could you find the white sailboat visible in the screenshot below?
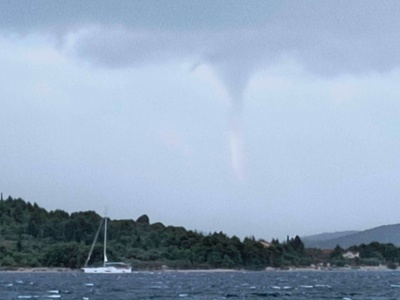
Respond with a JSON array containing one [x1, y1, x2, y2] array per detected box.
[[82, 216, 132, 273]]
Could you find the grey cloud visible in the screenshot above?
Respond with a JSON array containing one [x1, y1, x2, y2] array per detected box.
[[3, 1, 400, 77], [67, 1, 400, 81], [0, 0, 276, 32], [73, 27, 205, 68], [276, 0, 400, 75]]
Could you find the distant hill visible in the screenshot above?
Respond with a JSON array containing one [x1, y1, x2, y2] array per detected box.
[[302, 230, 359, 243], [303, 224, 400, 249]]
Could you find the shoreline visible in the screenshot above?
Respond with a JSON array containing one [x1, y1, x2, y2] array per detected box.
[[0, 267, 77, 273], [0, 265, 395, 273]]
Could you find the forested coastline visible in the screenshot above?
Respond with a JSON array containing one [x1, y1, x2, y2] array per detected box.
[[1, 196, 400, 270]]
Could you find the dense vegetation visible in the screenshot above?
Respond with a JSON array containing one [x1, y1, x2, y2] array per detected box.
[[0, 196, 311, 270], [1, 196, 400, 270], [329, 243, 400, 269]]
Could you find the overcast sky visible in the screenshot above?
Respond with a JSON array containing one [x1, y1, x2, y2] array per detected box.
[[1, 1, 400, 240]]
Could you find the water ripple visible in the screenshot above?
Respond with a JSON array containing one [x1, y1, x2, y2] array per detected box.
[[1, 270, 400, 299]]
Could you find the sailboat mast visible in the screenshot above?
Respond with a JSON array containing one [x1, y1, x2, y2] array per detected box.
[[103, 216, 108, 266], [84, 216, 103, 267]]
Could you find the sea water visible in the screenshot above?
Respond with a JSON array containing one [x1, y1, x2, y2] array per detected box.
[[1, 270, 400, 299]]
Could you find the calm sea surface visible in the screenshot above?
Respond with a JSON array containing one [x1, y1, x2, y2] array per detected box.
[[1, 270, 400, 299]]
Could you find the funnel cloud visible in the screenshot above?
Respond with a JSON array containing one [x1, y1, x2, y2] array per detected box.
[[2, 1, 400, 239]]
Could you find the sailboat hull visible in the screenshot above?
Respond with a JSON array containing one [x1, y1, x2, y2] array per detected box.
[[82, 266, 132, 273]]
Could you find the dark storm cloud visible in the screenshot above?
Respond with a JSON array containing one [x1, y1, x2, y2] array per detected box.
[[2, 1, 400, 77], [68, 1, 400, 75], [0, 0, 276, 31]]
